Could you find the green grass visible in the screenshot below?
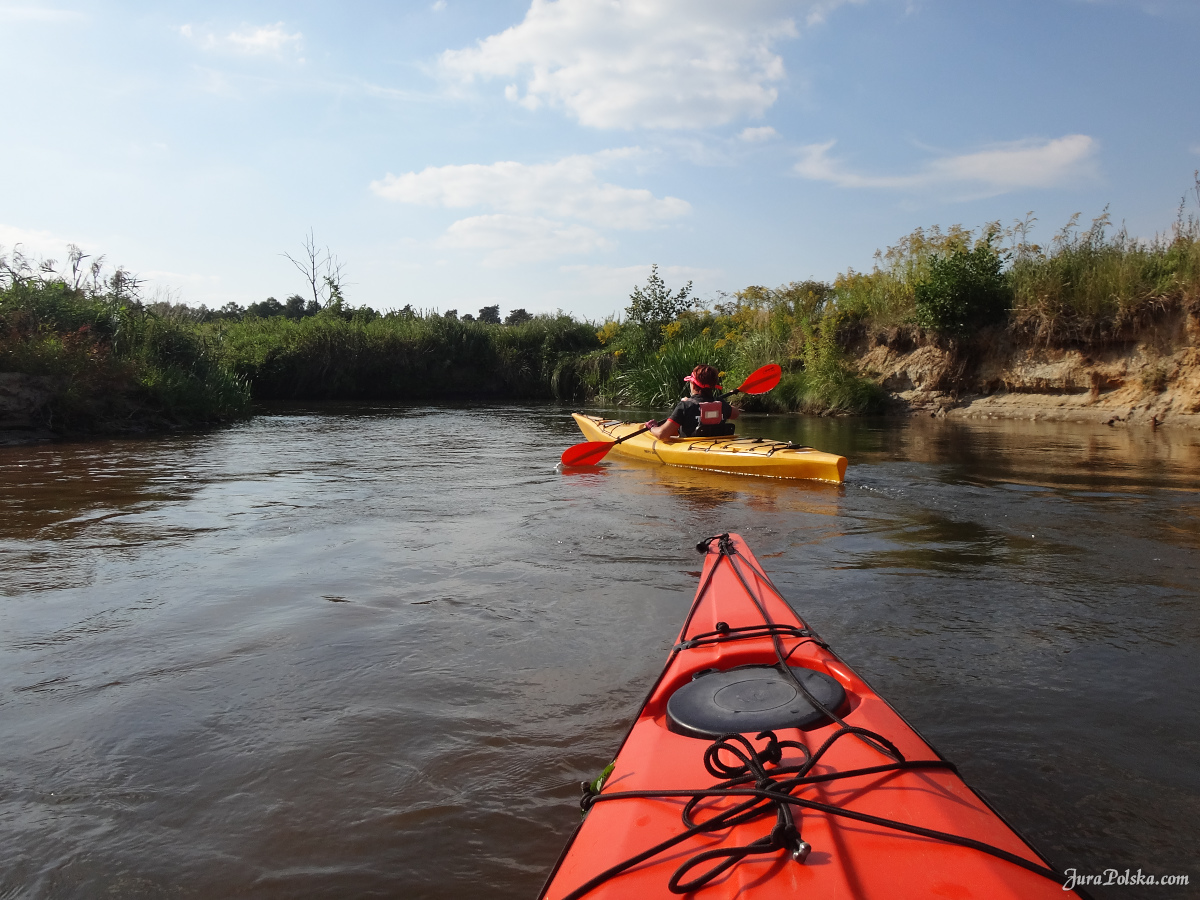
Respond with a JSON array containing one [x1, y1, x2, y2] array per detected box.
[[823, 206, 1200, 345]]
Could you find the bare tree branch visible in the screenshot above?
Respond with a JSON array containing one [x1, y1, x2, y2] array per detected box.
[[282, 229, 347, 309]]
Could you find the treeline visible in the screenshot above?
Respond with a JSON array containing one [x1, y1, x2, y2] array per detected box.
[[4, 179, 1198, 435], [0, 245, 603, 433], [151, 295, 539, 327]]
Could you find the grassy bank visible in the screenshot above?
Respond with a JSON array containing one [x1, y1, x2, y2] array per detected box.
[[0, 247, 605, 435], [597, 184, 1200, 416], [5, 183, 1198, 436], [0, 286, 604, 435], [207, 310, 602, 402], [0, 255, 251, 434], [828, 209, 1200, 341], [595, 274, 888, 415]]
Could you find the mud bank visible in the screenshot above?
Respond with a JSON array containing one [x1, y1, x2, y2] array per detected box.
[[0, 371, 211, 445], [854, 309, 1200, 429], [0, 373, 54, 444]]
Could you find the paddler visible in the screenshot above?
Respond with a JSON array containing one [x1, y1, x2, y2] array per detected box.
[[646, 364, 740, 440]]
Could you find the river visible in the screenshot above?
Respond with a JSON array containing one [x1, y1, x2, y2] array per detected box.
[[2, 406, 1197, 899]]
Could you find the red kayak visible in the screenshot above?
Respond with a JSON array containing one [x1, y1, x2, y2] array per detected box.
[[540, 533, 1087, 899]]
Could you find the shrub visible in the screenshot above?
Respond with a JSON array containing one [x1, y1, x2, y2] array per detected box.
[[914, 234, 1009, 333], [626, 265, 694, 328], [1141, 365, 1168, 394]]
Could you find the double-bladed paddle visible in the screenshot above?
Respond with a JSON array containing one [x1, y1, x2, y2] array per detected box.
[[560, 363, 783, 466]]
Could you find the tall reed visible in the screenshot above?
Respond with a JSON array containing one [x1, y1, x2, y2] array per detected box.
[[1009, 209, 1200, 343], [213, 311, 601, 401]]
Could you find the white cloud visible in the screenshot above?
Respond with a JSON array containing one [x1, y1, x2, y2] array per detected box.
[[0, 223, 89, 262], [739, 126, 780, 142], [370, 150, 690, 230], [432, 0, 447, 9], [439, 215, 609, 265], [803, 0, 859, 24], [794, 135, 1099, 195], [440, 0, 853, 129], [227, 23, 302, 55], [0, 6, 85, 23], [180, 22, 303, 58]]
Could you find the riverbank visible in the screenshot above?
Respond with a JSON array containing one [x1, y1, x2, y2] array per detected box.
[[0, 275, 252, 443], [0, 266, 599, 442], [5, 192, 1199, 441], [852, 307, 1200, 428], [5, 318, 1200, 445]]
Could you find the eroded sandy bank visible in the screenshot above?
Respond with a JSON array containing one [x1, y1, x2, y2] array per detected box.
[[853, 308, 1200, 429]]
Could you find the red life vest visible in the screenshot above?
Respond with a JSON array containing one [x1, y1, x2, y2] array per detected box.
[[697, 400, 724, 426]]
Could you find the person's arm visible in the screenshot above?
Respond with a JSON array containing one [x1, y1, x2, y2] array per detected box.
[[728, 404, 741, 421], [646, 417, 681, 440]]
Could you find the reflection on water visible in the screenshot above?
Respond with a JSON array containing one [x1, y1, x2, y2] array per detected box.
[[1, 405, 1198, 899], [854, 512, 1021, 572]]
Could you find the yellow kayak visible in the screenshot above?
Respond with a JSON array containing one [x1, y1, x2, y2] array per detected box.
[[570, 413, 848, 483]]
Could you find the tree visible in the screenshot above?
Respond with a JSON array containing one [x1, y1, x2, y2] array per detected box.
[[279, 294, 321, 319], [284, 295, 306, 319], [478, 304, 501, 324], [282, 230, 347, 309], [625, 264, 694, 331], [247, 297, 285, 318], [505, 308, 533, 325]]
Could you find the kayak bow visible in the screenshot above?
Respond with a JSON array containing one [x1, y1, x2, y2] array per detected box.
[[540, 534, 1087, 900]]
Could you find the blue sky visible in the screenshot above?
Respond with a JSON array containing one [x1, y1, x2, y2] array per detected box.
[[2, 0, 1198, 320]]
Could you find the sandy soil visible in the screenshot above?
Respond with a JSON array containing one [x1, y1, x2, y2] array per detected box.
[[854, 309, 1200, 429]]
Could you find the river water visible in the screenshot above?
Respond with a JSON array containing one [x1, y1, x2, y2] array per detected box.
[[2, 406, 1197, 899]]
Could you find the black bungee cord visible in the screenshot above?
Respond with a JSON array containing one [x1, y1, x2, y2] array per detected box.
[[554, 534, 1087, 899]]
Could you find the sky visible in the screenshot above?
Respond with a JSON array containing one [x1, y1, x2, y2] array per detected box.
[[1, 0, 1198, 321]]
